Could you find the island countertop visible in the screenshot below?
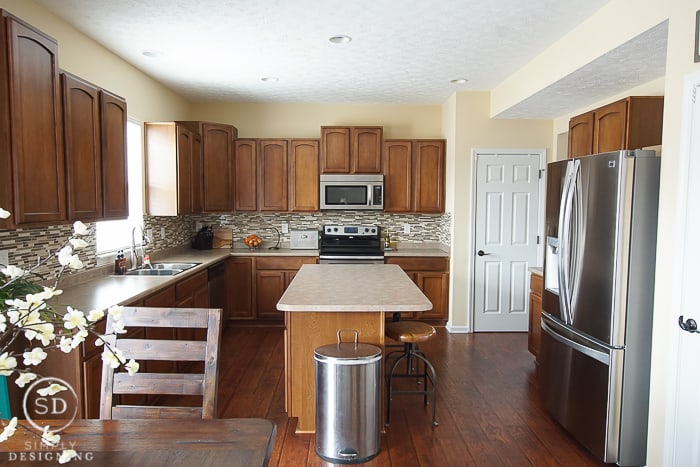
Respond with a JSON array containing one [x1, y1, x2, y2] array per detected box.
[[277, 263, 432, 312]]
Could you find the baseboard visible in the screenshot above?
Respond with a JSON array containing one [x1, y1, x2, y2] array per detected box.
[[445, 322, 471, 333]]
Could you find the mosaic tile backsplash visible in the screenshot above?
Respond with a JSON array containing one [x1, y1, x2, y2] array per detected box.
[[0, 211, 451, 278]]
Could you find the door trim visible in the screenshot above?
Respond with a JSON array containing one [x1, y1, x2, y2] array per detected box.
[[469, 148, 546, 332]]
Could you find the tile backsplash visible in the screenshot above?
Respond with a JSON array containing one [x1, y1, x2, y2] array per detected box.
[[0, 211, 451, 278]]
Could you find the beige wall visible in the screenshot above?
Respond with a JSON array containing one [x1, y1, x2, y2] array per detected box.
[[190, 101, 443, 139], [442, 92, 552, 330], [0, 0, 191, 122]]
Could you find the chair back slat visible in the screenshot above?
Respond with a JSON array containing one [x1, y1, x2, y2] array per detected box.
[[99, 306, 222, 420]]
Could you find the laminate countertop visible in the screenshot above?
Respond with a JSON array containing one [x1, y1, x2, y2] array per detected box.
[[276, 263, 433, 312]]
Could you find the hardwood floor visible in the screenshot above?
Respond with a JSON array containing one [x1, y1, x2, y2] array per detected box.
[[215, 325, 607, 466]]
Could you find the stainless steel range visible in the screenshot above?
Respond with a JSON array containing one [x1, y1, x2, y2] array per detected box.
[[319, 225, 384, 264]]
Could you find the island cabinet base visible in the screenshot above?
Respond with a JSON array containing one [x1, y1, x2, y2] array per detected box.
[[285, 311, 385, 433]]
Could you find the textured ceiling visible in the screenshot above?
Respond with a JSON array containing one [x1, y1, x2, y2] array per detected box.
[[36, 0, 667, 119]]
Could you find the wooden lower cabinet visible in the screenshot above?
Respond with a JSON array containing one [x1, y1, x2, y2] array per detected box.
[[254, 257, 317, 321], [226, 257, 254, 319], [528, 271, 544, 361], [384, 256, 449, 321]]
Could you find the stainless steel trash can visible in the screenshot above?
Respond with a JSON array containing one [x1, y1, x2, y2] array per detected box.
[[314, 330, 382, 464]]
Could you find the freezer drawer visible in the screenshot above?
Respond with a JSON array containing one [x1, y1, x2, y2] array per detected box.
[[538, 316, 623, 464]]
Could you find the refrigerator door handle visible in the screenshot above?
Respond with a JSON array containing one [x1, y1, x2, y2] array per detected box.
[[541, 319, 610, 365], [557, 160, 579, 325]]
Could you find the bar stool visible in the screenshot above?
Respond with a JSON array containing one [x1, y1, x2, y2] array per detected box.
[[385, 320, 438, 427]]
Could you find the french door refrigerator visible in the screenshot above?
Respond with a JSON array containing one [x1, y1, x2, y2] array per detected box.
[[539, 150, 660, 466]]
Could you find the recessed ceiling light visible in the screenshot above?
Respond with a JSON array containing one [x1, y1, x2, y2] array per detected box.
[[450, 78, 468, 84], [329, 35, 352, 44], [261, 77, 279, 82], [141, 49, 164, 58]]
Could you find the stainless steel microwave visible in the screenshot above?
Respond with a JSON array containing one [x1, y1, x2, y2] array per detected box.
[[319, 174, 384, 210]]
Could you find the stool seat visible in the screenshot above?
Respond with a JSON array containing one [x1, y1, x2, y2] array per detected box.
[[385, 321, 436, 343]]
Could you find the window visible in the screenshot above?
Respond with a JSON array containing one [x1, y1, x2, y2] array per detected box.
[[95, 120, 144, 254]]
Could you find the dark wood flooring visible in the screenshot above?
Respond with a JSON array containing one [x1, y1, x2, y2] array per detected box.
[[215, 325, 608, 466]]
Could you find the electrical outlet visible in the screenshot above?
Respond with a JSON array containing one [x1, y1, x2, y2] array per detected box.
[[403, 223, 411, 234], [0, 250, 8, 266], [281, 223, 289, 234], [196, 222, 203, 231], [160, 227, 166, 239], [146, 228, 153, 243]]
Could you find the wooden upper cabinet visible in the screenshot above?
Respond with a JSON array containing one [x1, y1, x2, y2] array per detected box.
[[320, 126, 382, 174], [259, 140, 288, 211], [289, 139, 319, 211], [234, 139, 258, 211], [352, 127, 382, 173], [62, 72, 103, 221], [0, 11, 65, 227], [383, 140, 413, 212], [145, 122, 200, 216], [567, 96, 664, 158], [567, 112, 594, 158], [320, 127, 351, 173], [413, 140, 445, 213], [100, 90, 129, 219], [200, 122, 236, 212]]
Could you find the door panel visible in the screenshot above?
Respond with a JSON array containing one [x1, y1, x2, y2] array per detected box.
[[474, 150, 542, 331]]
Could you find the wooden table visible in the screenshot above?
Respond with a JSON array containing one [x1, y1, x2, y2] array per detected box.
[[0, 418, 276, 466], [277, 264, 432, 433]]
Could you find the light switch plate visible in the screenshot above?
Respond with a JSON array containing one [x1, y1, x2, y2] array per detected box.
[[403, 223, 411, 234], [281, 223, 289, 234], [0, 250, 8, 266], [160, 227, 166, 239]]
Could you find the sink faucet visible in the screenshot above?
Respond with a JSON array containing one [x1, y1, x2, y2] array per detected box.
[[130, 225, 151, 270]]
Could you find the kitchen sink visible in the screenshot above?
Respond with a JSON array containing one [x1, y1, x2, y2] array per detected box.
[[150, 262, 199, 270], [124, 269, 182, 276], [119, 262, 200, 276]]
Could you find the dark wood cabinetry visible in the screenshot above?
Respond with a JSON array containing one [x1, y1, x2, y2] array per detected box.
[[528, 271, 543, 360], [145, 122, 202, 215], [567, 96, 664, 158], [254, 257, 316, 320], [62, 72, 102, 220], [62, 73, 129, 221], [234, 138, 318, 212], [385, 256, 449, 321], [226, 256, 254, 320], [289, 139, 319, 211], [100, 90, 129, 219], [384, 139, 445, 213], [259, 139, 288, 211], [321, 126, 382, 174], [0, 11, 65, 228]]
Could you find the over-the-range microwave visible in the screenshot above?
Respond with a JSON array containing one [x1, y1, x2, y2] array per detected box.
[[319, 174, 383, 210]]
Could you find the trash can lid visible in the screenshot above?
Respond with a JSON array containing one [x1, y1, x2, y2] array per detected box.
[[314, 342, 382, 363]]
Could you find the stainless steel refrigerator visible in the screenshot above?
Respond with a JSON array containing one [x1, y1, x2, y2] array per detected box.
[[539, 150, 660, 466]]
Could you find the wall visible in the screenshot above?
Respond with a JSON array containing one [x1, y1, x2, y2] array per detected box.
[[442, 92, 552, 331], [190, 101, 443, 139]]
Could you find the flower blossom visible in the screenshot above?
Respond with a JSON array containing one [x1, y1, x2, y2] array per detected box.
[[0, 207, 10, 219], [0, 417, 17, 442], [0, 352, 17, 376], [63, 307, 87, 330], [0, 314, 6, 334], [56, 246, 83, 270], [23, 347, 47, 366], [15, 372, 37, 388], [41, 426, 60, 447], [59, 336, 73, 353], [108, 305, 124, 321], [102, 347, 124, 369], [1, 265, 24, 279], [68, 238, 88, 250], [125, 359, 139, 376], [87, 309, 104, 322], [72, 220, 89, 236], [70, 329, 88, 348], [59, 450, 78, 464], [37, 383, 67, 397]]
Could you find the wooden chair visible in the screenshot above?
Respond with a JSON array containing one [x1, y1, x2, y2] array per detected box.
[[99, 306, 222, 419]]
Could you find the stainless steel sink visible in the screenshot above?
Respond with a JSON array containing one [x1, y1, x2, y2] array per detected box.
[[151, 262, 199, 270], [124, 269, 183, 276]]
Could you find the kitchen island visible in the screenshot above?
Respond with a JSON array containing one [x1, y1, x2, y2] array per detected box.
[[277, 263, 432, 433]]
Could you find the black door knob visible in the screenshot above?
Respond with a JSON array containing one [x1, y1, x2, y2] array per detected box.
[[477, 250, 490, 256], [679, 315, 699, 333]]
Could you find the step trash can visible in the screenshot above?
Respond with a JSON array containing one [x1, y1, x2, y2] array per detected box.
[[314, 329, 382, 464]]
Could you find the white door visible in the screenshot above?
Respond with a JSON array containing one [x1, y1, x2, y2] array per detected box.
[[473, 149, 543, 331], [665, 73, 700, 466]]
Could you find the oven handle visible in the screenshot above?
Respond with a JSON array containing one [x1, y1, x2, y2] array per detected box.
[[319, 255, 385, 261]]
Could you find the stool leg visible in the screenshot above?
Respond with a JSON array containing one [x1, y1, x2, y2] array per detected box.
[[406, 350, 439, 427], [386, 350, 411, 426]]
